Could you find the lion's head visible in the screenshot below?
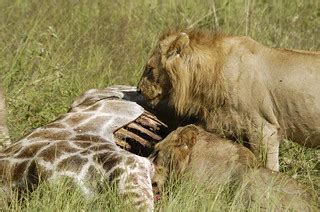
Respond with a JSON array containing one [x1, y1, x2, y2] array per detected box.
[[138, 29, 228, 117], [149, 124, 199, 194]]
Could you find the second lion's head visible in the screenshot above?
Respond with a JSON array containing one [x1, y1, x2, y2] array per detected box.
[[138, 29, 228, 118], [149, 124, 200, 194]]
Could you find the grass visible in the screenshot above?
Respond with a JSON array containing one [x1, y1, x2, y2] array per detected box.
[[0, 0, 319, 211], [1, 179, 137, 211]]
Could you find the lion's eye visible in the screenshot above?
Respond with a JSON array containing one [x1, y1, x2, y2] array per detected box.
[[145, 66, 152, 75]]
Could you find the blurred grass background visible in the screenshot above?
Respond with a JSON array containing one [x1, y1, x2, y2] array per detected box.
[[0, 0, 319, 211]]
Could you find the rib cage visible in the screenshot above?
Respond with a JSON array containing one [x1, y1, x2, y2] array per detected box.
[[114, 110, 167, 157]]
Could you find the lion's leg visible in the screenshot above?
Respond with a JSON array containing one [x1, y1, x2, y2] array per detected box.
[[264, 133, 280, 172], [250, 124, 280, 172]]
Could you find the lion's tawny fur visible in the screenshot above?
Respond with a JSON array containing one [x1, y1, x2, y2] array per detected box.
[[138, 28, 320, 171], [151, 125, 317, 211]]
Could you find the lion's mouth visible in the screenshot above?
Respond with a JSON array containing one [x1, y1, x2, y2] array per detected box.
[[148, 95, 161, 107]]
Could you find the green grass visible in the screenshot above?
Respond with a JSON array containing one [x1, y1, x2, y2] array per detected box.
[[0, 0, 319, 211], [1, 179, 137, 211]]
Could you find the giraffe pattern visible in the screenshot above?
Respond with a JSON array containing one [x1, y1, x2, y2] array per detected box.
[[0, 85, 163, 211]]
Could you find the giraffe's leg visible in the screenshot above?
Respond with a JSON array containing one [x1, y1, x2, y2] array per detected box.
[[117, 159, 154, 212]]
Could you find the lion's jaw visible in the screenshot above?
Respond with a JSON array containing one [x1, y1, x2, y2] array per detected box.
[[137, 77, 163, 106], [138, 53, 172, 107]]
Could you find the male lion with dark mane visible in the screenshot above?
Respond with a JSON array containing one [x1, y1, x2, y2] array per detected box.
[[150, 125, 316, 211], [138, 28, 320, 171]]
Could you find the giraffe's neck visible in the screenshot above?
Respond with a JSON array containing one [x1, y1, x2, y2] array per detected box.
[[0, 86, 155, 211]]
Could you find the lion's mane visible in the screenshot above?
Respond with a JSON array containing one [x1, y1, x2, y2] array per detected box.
[[160, 29, 229, 118]]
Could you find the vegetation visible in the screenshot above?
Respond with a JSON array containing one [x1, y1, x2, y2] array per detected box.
[[0, 0, 319, 211]]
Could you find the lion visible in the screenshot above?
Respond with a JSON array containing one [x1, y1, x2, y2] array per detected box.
[[150, 125, 317, 211], [138, 28, 320, 171]]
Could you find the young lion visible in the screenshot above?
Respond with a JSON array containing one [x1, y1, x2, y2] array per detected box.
[[138, 28, 320, 171], [151, 125, 317, 211]]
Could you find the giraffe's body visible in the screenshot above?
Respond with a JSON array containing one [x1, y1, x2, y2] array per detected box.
[[0, 86, 159, 211]]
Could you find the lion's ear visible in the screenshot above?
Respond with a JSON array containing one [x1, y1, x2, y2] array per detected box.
[[179, 125, 199, 148], [174, 32, 189, 54]]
